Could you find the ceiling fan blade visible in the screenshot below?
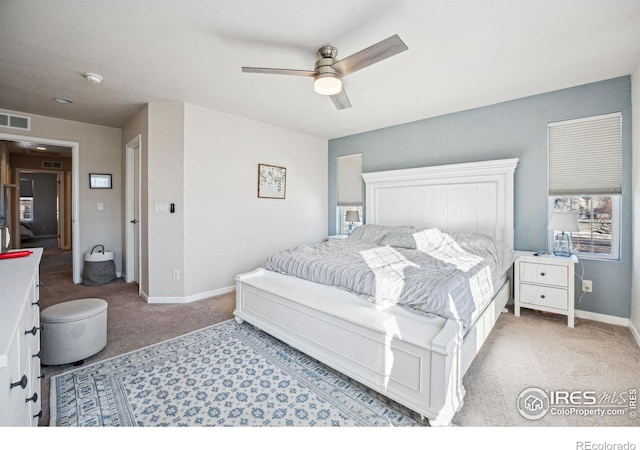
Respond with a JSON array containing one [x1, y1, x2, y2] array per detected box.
[[241, 67, 316, 77], [330, 88, 352, 110], [332, 34, 408, 76]]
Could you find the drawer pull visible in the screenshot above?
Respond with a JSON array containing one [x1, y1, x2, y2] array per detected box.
[[26, 393, 38, 403], [25, 326, 40, 336], [32, 299, 40, 307], [33, 410, 42, 419], [540, 272, 546, 276], [540, 294, 546, 299], [10, 375, 28, 390], [32, 351, 41, 359]]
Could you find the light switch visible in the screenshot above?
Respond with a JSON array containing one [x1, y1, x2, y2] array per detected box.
[[98, 202, 104, 211], [154, 202, 169, 214]]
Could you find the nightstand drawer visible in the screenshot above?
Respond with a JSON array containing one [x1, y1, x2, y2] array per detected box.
[[519, 262, 568, 288], [519, 283, 568, 311]]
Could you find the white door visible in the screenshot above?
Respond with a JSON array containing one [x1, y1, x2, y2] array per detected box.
[[132, 144, 140, 284], [126, 135, 141, 288]]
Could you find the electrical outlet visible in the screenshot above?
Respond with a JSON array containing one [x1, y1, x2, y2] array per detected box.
[[582, 280, 592, 293], [172, 269, 180, 280]]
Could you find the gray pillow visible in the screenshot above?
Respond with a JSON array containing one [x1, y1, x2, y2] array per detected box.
[[377, 232, 417, 249], [349, 224, 416, 243]]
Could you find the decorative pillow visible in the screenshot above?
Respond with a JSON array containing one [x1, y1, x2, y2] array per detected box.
[[349, 224, 416, 243], [377, 232, 417, 249]]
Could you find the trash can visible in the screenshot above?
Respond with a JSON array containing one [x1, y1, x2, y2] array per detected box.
[[82, 244, 116, 286]]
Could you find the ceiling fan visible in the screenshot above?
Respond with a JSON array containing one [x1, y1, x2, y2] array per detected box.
[[241, 34, 408, 110]]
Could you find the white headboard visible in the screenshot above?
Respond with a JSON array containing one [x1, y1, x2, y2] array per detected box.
[[361, 158, 519, 247]]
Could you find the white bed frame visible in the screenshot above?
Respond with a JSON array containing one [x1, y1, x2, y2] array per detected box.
[[234, 158, 519, 426]]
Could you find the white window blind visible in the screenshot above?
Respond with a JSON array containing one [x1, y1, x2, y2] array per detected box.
[[548, 112, 622, 195], [337, 154, 363, 206]]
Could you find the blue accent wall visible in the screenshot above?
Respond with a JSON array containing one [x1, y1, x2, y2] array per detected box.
[[328, 76, 632, 319]]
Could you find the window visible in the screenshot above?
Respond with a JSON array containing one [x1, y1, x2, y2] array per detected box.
[[337, 154, 363, 206], [20, 197, 33, 221], [548, 196, 619, 259], [337, 154, 363, 235], [547, 113, 622, 260]]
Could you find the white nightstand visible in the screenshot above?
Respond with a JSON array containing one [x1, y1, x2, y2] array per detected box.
[[327, 235, 348, 240], [514, 252, 578, 328]]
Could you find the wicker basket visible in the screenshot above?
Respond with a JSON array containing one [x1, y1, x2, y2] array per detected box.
[[82, 245, 116, 286]]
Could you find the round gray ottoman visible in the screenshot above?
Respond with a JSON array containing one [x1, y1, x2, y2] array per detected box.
[[40, 298, 108, 366]]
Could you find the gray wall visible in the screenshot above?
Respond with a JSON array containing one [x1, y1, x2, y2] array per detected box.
[[328, 76, 632, 319]]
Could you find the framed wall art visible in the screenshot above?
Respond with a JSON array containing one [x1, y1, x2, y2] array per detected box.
[[258, 164, 286, 199], [89, 173, 112, 189]]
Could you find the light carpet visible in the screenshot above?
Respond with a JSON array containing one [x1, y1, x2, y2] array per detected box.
[[50, 319, 427, 427]]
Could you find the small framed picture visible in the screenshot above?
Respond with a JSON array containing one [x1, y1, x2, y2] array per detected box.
[[258, 164, 286, 199], [89, 173, 112, 189]]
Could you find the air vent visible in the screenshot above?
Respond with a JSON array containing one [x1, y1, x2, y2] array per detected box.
[[42, 161, 63, 169], [0, 113, 31, 130]]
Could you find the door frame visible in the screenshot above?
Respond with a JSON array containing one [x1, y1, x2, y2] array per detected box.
[[125, 134, 142, 290], [0, 132, 80, 282]]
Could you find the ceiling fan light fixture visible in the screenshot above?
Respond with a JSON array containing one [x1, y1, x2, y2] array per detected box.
[[241, 35, 407, 109], [314, 72, 342, 96]]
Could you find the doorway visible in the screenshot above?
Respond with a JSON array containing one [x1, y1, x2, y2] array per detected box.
[[0, 132, 80, 282], [16, 169, 66, 250]]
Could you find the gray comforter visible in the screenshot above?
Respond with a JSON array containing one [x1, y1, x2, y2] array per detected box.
[[263, 225, 515, 330]]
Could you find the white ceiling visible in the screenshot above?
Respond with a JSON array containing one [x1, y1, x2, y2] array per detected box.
[[1, 0, 639, 140]]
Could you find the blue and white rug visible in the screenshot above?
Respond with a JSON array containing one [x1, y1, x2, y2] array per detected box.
[[50, 320, 428, 427]]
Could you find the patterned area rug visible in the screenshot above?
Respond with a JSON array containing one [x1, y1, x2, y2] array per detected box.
[[50, 320, 428, 427]]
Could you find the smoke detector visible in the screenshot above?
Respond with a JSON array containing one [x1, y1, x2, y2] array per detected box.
[[83, 72, 103, 84]]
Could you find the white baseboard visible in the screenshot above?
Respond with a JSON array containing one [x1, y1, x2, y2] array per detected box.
[[575, 310, 639, 348], [146, 285, 235, 304], [629, 320, 640, 348], [575, 309, 629, 326]]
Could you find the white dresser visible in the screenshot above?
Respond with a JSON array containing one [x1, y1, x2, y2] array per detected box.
[[514, 251, 578, 328], [0, 248, 43, 426]]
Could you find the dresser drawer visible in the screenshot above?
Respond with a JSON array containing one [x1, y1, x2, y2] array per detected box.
[[519, 283, 568, 311], [519, 262, 568, 288], [0, 337, 27, 425]]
